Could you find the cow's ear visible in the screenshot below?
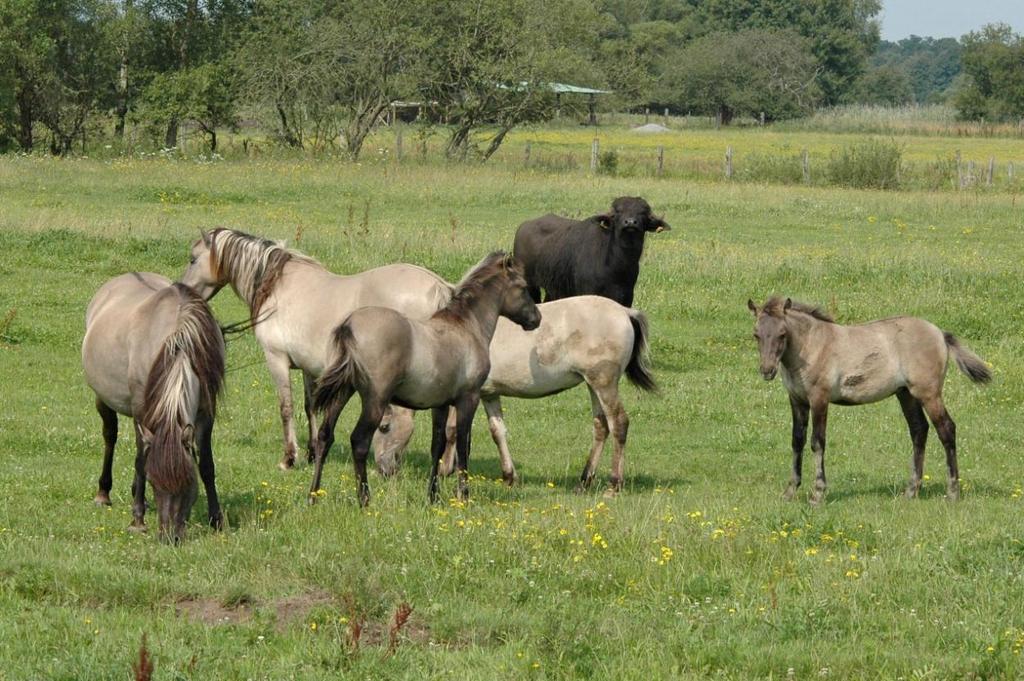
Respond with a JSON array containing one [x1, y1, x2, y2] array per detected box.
[[589, 214, 613, 230], [646, 215, 671, 233]]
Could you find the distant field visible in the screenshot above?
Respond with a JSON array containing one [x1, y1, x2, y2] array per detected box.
[[2, 139, 1024, 679]]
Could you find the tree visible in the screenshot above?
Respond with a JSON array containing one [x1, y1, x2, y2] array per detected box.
[[141, 61, 239, 151], [954, 24, 1024, 121], [418, 0, 601, 161], [871, 36, 961, 103], [692, 0, 881, 105], [660, 28, 822, 123]]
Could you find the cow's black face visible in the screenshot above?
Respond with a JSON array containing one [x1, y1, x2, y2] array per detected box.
[[596, 196, 671, 235]]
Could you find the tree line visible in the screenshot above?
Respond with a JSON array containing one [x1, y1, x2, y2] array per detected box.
[[0, 0, 1021, 158]]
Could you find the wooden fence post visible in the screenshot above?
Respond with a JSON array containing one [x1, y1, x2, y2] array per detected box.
[[657, 146, 664, 177], [524, 142, 531, 167], [663, 108, 669, 126], [395, 126, 403, 161], [955, 150, 962, 189], [645, 108, 650, 124], [967, 160, 975, 187], [1009, 161, 1015, 181], [986, 157, 994, 186], [802, 149, 810, 184], [725, 146, 733, 179], [591, 138, 599, 172]]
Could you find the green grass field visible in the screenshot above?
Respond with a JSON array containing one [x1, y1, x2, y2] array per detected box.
[[2, 143, 1024, 679]]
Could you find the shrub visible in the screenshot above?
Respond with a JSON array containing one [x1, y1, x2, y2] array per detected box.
[[598, 149, 619, 175], [740, 151, 805, 184], [826, 139, 903, 189]]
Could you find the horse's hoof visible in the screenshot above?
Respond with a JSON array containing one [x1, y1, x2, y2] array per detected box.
[[278, 460, 294, 472], [946, 490, 960, 502], [782, 486, 797, 501], [904, 486, 919, 499], [809, 495, 825, 507], [94, 493, 112, 506], [127, 522, 147, 533], [502, 472, 518, 487], [573, 483, 588, 495], [209, 513, 225, 531], [602, 487, 619, 499]]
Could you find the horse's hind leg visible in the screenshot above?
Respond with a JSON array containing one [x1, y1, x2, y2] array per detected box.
[[195, 411, 223, 530], [95, 399, 117, 506], [483, 397, 517, 485], [784, 396, 809, 500], [302, 371, 319, 464], [920, 394, 959, 500], [438, 407, 458, 477], [350, 396, 387, 507], [264, 351, 299, 470], [896, 388, 929, 498], [576, 385, 609, 493], [583, 376, 629, 494], [308, 387, 353, 504]]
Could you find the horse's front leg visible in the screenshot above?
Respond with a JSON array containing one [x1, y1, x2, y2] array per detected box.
[[129, 422, 148, 532], [95, 399, 118, 506], [809, 399, 829, 506], [427, 406, 449, 504], [195, 411, 223, 530], [483, 397, 517, 485], [302, 371, 319, 464], [263, 350, 299, 470], [454, 393, 481, 501], [784, 396, 809, 500], [438, 407, 457, 477]]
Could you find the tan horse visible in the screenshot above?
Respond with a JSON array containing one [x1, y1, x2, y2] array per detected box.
[[180, 228, 452, 470], [375, 296, 657, 493], [311, 252, 541, 506], [82, 273, 225, 542], [748, 297, 991, 504]]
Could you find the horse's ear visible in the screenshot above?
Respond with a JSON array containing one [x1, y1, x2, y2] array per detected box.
[[139, 425, 154, 448], [784, 298, 793, 312], [181, 423, 195, 445], [590, 213, 613, 230], [647, 215, 671, 233], [199, 229, 210, 246], [747, 299, 758, 316]]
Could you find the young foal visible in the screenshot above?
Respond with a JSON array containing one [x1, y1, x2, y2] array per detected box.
[[312, 253, 541, 506], [749, 297, 990, 504], [374, 296, 657, 493], [82, 273, 225, 542]]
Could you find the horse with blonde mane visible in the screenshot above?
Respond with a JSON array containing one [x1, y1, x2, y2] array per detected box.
[[180, 228, 452, 470], [82, 273, 225, 542]]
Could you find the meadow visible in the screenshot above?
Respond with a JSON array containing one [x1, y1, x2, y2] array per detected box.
[[1, 129, 1024, 679]]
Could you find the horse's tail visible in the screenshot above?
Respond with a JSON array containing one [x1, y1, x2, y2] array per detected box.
[[944, 331, 992, 384], [142, 284, 226, 493], [625, 309, 658, 393], [314, 323, 364, 413]]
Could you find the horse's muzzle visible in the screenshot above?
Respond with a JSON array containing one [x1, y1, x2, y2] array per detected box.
[[761, 367, 777, 381]]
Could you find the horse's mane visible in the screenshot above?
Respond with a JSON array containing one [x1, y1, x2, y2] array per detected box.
[[434, 251, 519, 323], [140, 284, 226, 492], [209, 228, 319, 318], [763, 296, 834, 323]]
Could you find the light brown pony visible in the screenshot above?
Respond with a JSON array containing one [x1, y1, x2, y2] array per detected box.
[[180, 228, 451, 470], [312, 252, 541, 506], [82, 273, 225, 542], [748, 296, 991, 504], [375, 296, 657, 493]]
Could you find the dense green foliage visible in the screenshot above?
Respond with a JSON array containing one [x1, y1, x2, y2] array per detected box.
[[866, 36, 962, 104], [955, 24, 1024, 122]]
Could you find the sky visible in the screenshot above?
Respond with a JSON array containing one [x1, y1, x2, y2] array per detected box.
[[880, 0, 1024, 40]]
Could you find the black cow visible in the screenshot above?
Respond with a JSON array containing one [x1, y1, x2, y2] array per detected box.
[[512, 196, 671, 307]]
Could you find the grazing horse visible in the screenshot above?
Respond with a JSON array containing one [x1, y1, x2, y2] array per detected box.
[[82, 273, 225, 542], [180, 228, 452, 470], [748, 297, 991, 504], [311, 252, 541, 506], [375, 296, 657, 493]]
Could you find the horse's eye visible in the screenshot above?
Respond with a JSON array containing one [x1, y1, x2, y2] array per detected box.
[[753, 333, 759, 340], [189, 256, 197, 265]]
